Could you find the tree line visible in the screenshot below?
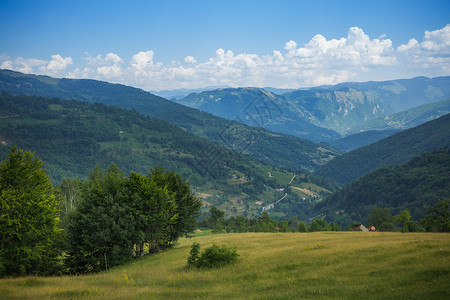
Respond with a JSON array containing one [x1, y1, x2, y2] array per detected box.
[[0, 147, 202, 277]]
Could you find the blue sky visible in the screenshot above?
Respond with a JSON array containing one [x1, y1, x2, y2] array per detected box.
[[1, 0, 449, 90]]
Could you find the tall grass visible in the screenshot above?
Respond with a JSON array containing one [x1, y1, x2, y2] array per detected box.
[[1, 232, 449, 299]]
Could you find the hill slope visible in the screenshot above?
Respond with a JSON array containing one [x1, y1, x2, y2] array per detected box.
[[313, 148, 450, 227], [314, 113, 450, 184], [0, 69, 340, 171], [0, 93, 336, 219]]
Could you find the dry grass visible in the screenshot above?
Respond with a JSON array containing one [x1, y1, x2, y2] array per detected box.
[[1, 232, 449, 299]]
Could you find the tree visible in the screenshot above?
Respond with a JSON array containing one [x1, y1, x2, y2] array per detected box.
[[368, 206, 394, 231], [0, 147, 62, 277], [394, 209, 412, 233], [209, 206, 226, 233], [421, 199, 450, 232], [255, 212, 276, 232], [65, 164, 135, 273], [297, 221, 307, 232], [148, 168, 202, 244], [329, 222, 340, 231], [308, 219, 330, 232]]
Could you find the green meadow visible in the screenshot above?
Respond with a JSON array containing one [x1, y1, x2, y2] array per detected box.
[[1, 232, 449, 299]]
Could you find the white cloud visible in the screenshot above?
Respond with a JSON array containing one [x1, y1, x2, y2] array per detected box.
[[396, 24, 450, 71], [184, 56, 197, 64], [39, 54, 72, 76], [1, 25, 449, 90]]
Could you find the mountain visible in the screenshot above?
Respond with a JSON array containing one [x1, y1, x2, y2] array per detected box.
[[176, 76, 450, 139], [352, 97, 450, 133], [0, 93, 337, 219], [151, 86, 228, 100], [282, 76, 450, 135], [312, 147, 450, 228], [176, 87, 341, 142], [328, 129, 403, 152], [0, 69, 340, 171], [314, 113, 450, 184]]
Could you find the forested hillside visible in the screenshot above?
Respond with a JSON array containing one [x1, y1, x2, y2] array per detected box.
[[312, 148, 450, 227], [314, 113, 450, 184], [0, 93, 336, 219], [0, 70, 340, 171]]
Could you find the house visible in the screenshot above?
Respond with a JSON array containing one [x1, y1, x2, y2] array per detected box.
[[353, 224, 369, 232]]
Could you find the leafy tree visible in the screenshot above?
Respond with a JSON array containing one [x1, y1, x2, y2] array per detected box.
[[297, 221, 307, 232], [148, 168, 202, 244], [421, 199, 450, 232], [394, 209, 412, 233], [209, 206, 226, 233], [277, 220, 292, 232], [65, 164, 136, 273], [368, 206, 394, 231], [308, 219, 330, 232], [0, 147, 62, 277], [329, 222, 340, 231], [255, 212, 277, 232], [127, 171, 172, 255]]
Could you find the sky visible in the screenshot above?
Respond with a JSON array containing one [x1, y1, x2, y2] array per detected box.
[[1, 0, 449, 91]]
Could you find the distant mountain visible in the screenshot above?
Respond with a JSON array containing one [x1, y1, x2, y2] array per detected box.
[[282, 76, 450, 134], [328, 97, 450, 151], [328, 129, 402, 152], [151, 86, 228, 100], [314, 113, 450, 184], [176, 87, 341, 142], [0, 69, 340, 171], [352, 98, 450, 133], [312, 147, 450, 227], [0, 93, 336, 219], [176, 76, 450, 139]]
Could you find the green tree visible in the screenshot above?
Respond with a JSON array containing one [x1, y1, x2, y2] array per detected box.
[[394, 209, 412, 233], [255, 212, 276, 232], [297, 221, 307, 232], [65, 164, 135, 273], [148, 168, 202, 244], [209, 206, 226, 233], [0, 147, 62, 277], [421, 199, 450, 232], [368, 206, 394, 231], [329, 222, 340, 231], [277, 220, 292, 232], [308, 219, 330, 232]]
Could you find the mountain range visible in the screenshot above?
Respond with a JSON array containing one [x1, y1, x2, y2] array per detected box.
[[1, 69, 449, 224], [174, 76, 450, 141], [0, 69, 340, 172]]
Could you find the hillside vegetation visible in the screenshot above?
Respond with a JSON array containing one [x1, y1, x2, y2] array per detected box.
[[0, 70, 340, 171], [314, 113, 450, 184], [0, 93, 335, 219], [313, 148, 450, 227], [0, 232, 448, 299]]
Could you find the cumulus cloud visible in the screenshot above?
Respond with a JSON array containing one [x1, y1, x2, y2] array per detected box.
[[39, 54, 73, 76], [1, 25, 449, 90], [184, 56, 197, 64], [397, 24, 450, 70]]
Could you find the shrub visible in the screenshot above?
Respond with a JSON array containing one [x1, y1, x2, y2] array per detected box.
[[187, 242, 201, 267], [188, 244, 239, 268]]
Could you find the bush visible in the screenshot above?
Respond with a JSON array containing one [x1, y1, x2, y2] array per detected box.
[[188, 244, 239, 268], [187, 242, 201, 267]]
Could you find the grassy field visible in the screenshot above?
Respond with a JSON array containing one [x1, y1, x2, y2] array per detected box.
[[1, 232, 449, 299]]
